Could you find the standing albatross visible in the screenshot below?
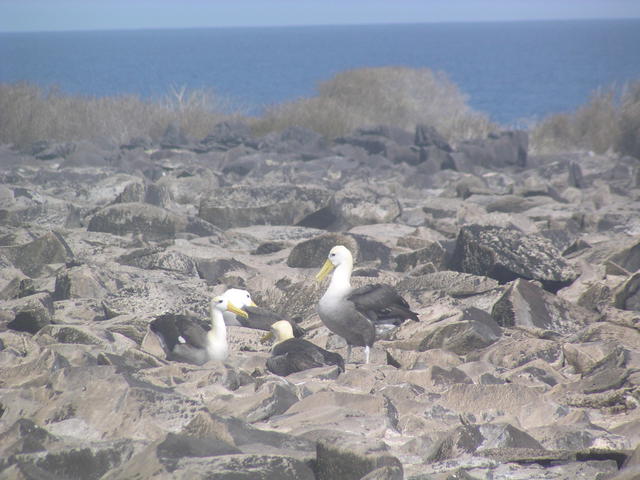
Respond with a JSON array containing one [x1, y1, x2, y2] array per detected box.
[[149, 296, 248, 365], [316, 245, 419, 364], [221, 288, 305, 337], [265, 320, 345, 376]]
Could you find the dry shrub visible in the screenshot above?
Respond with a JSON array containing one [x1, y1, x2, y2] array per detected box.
[[532, 80, 640, 157], [0, 82, 240, 148], [253, 66, 495, 142], [617, 81, 640, 158]]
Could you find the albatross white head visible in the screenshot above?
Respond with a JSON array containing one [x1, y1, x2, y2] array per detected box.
[[315, 245, 354, 293], [220, 288, 256, 326], [222, 288, 257, 308], [208, 296, 248, 361]]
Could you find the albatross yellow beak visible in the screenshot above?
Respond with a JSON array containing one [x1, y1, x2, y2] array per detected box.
[[315, 259, 334, 282], [227, 302, 249, 319]]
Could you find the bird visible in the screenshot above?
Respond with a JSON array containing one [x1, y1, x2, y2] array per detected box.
[[149, 295, 248, 365], [264, 320, 345, 376], [316, 245, 419, 364], [220, 288, 305, 337]]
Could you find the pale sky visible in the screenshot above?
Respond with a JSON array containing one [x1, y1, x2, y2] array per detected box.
[[2, 0, 640, 32]]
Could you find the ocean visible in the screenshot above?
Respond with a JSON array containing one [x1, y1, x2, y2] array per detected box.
[[1, 19, 639, 126]]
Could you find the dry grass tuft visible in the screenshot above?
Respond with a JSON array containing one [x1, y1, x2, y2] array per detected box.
[[0, 82, 241, 148]]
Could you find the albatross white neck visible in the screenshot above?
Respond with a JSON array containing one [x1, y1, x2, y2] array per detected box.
[[209, 307, 227, 342], [327, 259, 353, 294]]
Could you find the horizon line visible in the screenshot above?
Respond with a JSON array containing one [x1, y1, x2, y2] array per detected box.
[[1, 16, 639, 34]]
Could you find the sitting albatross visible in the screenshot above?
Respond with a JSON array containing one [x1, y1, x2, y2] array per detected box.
[[149, 296, 248, 365], [265, 320, 345, 376], [221, 288, 305, 337], [316, 245, 419, 364]]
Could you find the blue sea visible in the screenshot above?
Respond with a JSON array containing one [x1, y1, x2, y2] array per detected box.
[[1, 19, 639, 126]]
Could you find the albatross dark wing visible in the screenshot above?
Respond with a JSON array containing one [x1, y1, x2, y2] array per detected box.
[[150, 314, 208, 351], [347, 284, 419, 323], [267, 338, 345, 376]]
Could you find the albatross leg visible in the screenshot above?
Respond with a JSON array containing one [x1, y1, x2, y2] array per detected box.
[[364, 346, 370, 364]]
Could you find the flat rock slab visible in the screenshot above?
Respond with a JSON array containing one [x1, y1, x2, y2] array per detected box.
[[315, 432, 403, 480], [450, 225, 579, 292], [199, 184, 331, 229], [492, 278, 599, 336], [88, 202, 222, 240]]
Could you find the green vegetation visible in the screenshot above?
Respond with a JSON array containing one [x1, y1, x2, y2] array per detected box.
[[531, 81, 640, 158], [1, 68, 639, 159]]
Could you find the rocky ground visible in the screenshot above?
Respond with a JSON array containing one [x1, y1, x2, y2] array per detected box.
[[1, 122, 640, 479]]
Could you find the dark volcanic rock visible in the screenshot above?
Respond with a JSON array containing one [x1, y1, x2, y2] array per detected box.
[[161, 122, 189, 149], [0, 418, 136, 480], [1, 231, 74, 278], [6, 293, 53, 334], [329, 185, 401, 229], [414, 124, 452, 151], [0, 418, 59, 456], [118, 248, 200, 276], [335, 131, 393, 155], [396, 271, 500, 297], [286, 233, 354, 269], [199, 121, 253, 151], [196, 257, 248, 283], [428, 423, 542, 461], [450, 225, 579, 292], [456, 130, 528, 170], [53, 265, 113, 301], [287, 233, 391, 269], [199, 184, 331, 229], [492, 278, 599, 335], [393, 242, 447, 272], [315, 433, 403, 480], [2, 129, 640, 480], [417, 307, 502, 354], [88, 202, 221, 240], [613, 272, 640, 312]]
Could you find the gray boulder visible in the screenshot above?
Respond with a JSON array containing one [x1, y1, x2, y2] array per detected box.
[[315, 433, 403, 480], [1, 231, 73, 278], [415, 307, 502, 355], [450, 225, 579, 292], [428, 423, 543, 461], [492, 279, 599, 335], [456, 130, 528, 170], [198, 121, 253, 151], [87, 203, 222, 240], [5, 293, 53, 334], [199, 185, 331, 229], [414, 124, 452, 151], [393, 242, 447, 272], [614, 272, 640, 311], [329, 185, 401, 229], [287, 233, 391, 269]]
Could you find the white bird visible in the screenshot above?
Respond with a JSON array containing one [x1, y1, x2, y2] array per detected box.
[[264, 320, 345, 376], [316, 245, 419, 364], [221, 288, 305, 337], [149, 295, 247, 365]]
